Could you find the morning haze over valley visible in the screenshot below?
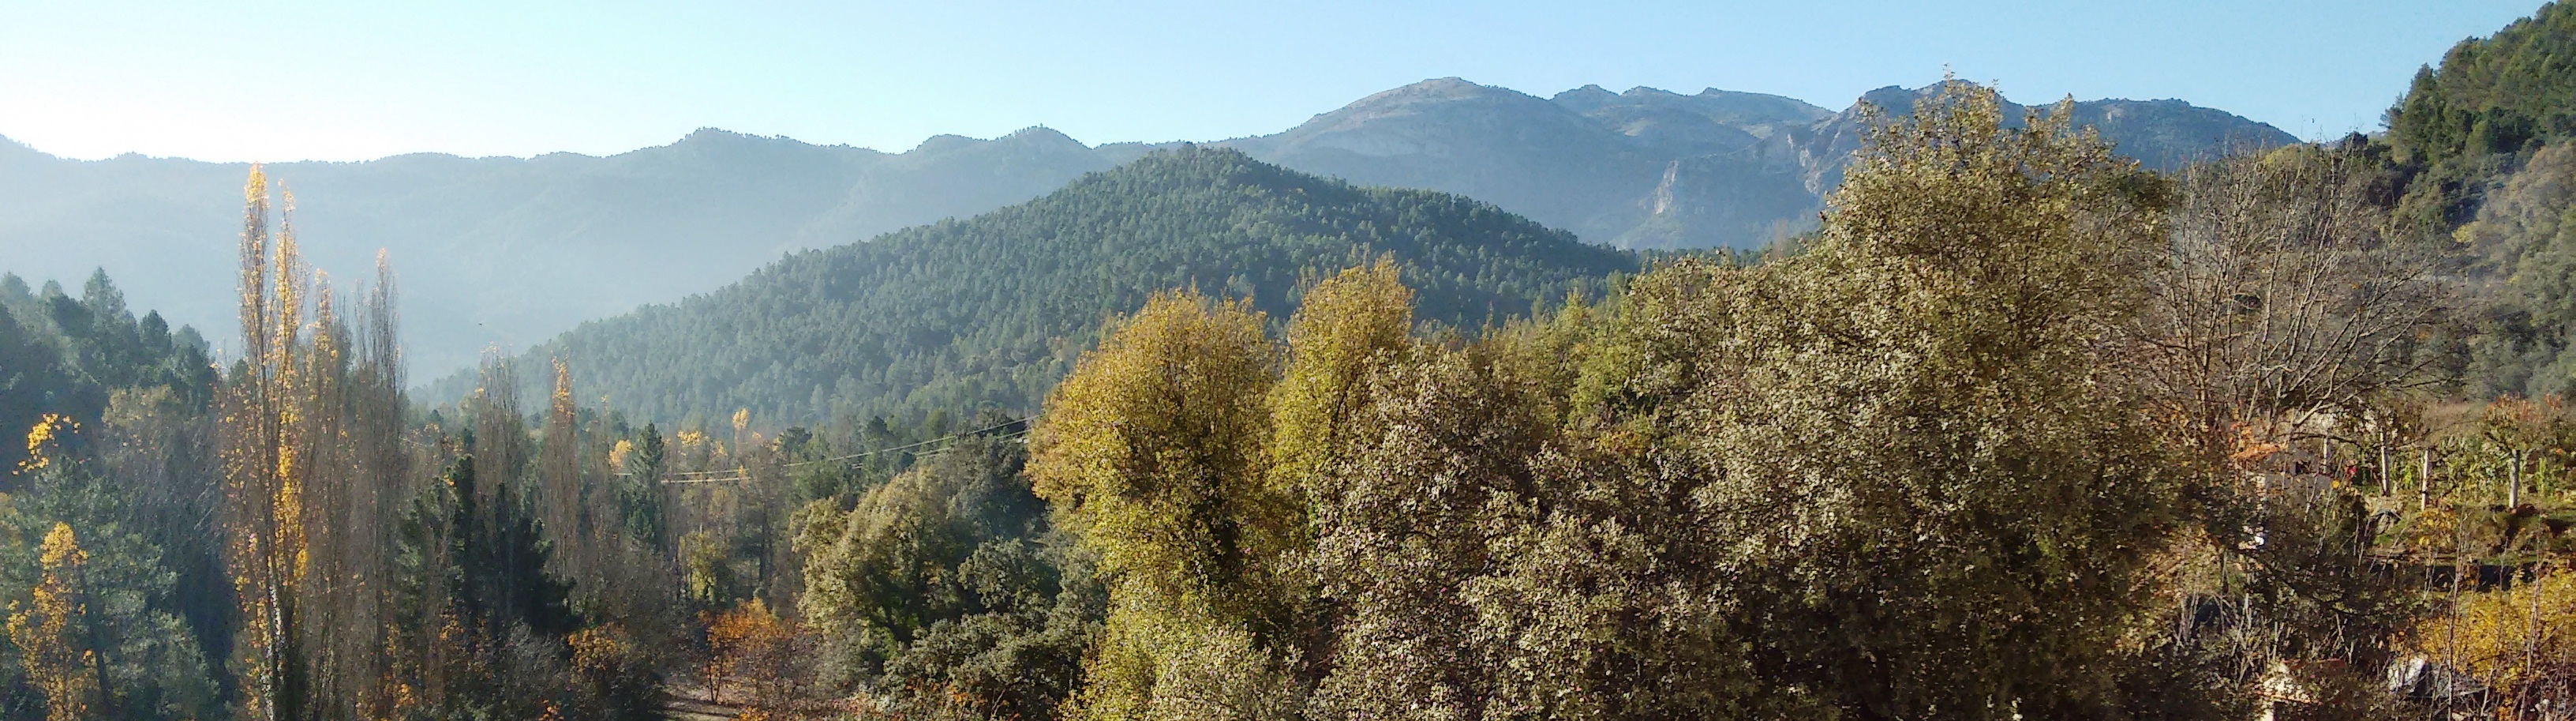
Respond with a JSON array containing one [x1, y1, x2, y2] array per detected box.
[[3, 2, 2572, 720]]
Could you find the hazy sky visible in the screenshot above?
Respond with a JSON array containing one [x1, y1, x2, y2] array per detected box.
[[0, 1, 2543, 162]]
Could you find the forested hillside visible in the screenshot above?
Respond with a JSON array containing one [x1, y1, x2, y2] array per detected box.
[[2389, 0, 2576, 229], [0, 272, 219, 473], [0, 272, 233, 721], [466, 147, 1636, 426], [2364, 1, 2576, 400]]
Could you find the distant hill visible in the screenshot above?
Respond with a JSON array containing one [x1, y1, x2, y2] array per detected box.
[[0, 78, 2292, 381], [445, 147, 1635, 426], [0, 128, 1115, 376]]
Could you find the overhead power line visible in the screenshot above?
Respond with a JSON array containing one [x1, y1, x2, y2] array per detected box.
[[631, 417, 1033, 486]]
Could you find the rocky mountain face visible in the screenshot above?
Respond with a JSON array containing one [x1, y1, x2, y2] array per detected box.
[[0, 78, 2294, 379], [1793, 83, 2305, 196], [1225, 78, 2297, 250]]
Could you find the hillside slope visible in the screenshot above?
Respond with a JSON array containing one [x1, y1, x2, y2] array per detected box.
[[2387, 0, 2576, 228], [0, 128, 1106, 375], [2372, 2, 2576, 396], [472, 147, 1637, 425]]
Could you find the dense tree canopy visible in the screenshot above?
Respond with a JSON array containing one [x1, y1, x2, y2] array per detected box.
[[2388, 1, 2576, 227], [0, 272, 218, 478], [1005, 83, 2306, 720]]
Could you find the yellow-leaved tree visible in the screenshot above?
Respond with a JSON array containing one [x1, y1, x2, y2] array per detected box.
[[2413, 569, 2576, 710], [216, 163, 411, 721], [1268, 257, 1415, 494], [1030, 290, 1300, 721], [7, 523, 99, 721]]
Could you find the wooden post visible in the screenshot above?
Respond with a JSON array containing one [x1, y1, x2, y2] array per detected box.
[[2529, 561, 2547, 690], [2379, 437, 2392, 496], [2509, 453, 2522, 508], [2421, 447, 2432, 511]]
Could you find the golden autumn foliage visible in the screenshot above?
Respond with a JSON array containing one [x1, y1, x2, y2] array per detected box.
[[212, 163, 416, 720], [703, 599, 806, 708], [607, 439, 636, 475], [1031, 291, 1282, 607], [221, 163, 309, 721], [2410, 569, 2576, 701], [1269, 258, 1413, 502], [1024, 265, 1443, 721], [16, 415, 74, 476], [567, 624, 635, 678], [1029, 290, 1299, 721], [7, 523, 98, 721]]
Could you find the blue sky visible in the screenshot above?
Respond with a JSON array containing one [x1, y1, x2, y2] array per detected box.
[[0, 0, 2543, 162]]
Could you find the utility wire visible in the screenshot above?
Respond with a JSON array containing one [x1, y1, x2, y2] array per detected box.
[[631, 416, 1032, 486]]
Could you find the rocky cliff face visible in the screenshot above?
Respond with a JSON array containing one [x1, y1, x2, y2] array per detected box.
[[1227, 78, 2297, 251], [1796, 84, 2302, 194]]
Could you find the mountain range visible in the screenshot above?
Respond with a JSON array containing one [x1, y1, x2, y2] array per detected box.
[[0, 77, 2295, 377]]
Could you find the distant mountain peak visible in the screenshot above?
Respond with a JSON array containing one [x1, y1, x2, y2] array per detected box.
[[1353, 77, 1533, 107], [998, 126, 1088, 149], [1853, 84, 1928, 113], [900, 127, 1095, 158], [911, 133, 984, 154], [1409, 76, 1483, 91], [1, 73, 2305, 384], [676, 127, 796, 147], [0, 135, 44, 163], [665, 127, 837, 155], [1260, 77, 1584, 155], [1545, 84, 1833, 132], [1552, 84, 1621, 112]]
